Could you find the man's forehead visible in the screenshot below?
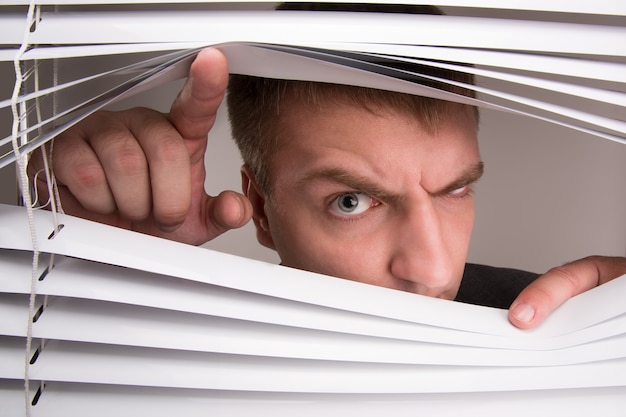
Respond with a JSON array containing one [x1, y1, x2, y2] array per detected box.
[[270, 98, 481, 198], [280, 84, 479, 135]]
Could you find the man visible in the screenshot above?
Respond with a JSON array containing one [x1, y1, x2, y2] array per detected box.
[[31, 48, 626, 330]]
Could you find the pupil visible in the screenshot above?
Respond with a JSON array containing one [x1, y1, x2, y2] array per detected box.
[[340, 194, 358, 211]]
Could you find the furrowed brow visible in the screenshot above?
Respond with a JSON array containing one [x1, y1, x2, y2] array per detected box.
[[432, 161, 484, 196], [299, 167, 399, 203]]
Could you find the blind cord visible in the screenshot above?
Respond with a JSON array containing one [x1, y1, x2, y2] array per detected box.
[[12, 3, 42, 416]]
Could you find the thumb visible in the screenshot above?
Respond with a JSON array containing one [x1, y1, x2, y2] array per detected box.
[[153, 190, 252, 246], [508, 256, 626, 329], [204, 190, 254, 239]]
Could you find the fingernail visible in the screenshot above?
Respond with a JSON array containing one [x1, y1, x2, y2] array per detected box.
[[511, 303, 535, 323]]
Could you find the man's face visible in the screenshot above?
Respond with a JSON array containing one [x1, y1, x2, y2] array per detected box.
[[249, 100, 481, 300]]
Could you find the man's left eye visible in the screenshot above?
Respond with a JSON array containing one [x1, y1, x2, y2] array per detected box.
[[448, 184, 472, 198], [330, 192, 374, 216]]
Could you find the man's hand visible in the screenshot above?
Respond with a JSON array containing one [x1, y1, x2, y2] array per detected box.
[[509, 256, 626, 329], [29, 48, 252, 245]]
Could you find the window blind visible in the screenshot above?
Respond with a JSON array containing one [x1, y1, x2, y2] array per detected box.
[[1, 1, 625, 169], [1, 2, 625, 416]]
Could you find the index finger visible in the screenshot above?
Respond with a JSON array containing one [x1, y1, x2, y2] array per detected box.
[[168, 48, 229, 149]]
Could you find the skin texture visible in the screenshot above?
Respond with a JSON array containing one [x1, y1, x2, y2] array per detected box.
[[29, 48, 626, 329]]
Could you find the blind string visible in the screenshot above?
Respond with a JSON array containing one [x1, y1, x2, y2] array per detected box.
[[34, 56, 60, 328], [49, 2, 65, 222], [11, 3, 44, 415]]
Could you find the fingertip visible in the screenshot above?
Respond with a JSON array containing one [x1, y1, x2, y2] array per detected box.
[[195, 47, 228, 70], [189, 47, 229, 96], [508, 302, 536, 329]]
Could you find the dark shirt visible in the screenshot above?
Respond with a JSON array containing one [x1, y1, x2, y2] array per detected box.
[[455, 263, 539, 309]]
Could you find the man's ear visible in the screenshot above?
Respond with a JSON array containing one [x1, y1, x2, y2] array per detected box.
[[241, 165, 276, 250]]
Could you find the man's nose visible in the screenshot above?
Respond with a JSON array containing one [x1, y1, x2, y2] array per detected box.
[[389, 201, 454, 295]]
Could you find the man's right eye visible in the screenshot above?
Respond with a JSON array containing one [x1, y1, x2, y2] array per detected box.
[[330, 192, 376, 216]]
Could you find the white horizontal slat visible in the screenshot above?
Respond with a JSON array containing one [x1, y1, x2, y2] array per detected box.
[[1, 0, 625, 16], [2, 293, 625, 367], [0, 337, 29, 380], [11, 337, 626, 393], [0, 14, 30, 47], [1, 379, 625, 417], [0, 43, 207, 63], [0, 249, 49, 295], [0, 48, 20, 62], [7, 42, 626, 85], [3, 11, 624, 57], [0, 381, 29, 416], [0, 381, 621, 417]]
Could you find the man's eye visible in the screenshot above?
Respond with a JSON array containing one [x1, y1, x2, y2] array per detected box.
[[330, 192, 374, 216], [448, 184, 472, 198]]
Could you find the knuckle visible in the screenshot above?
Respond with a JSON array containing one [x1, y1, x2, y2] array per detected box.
[[544, 264, 583, 299], [72, 161, 108, 191], [122, 107, 168, 130], [152, 138, 188, 165], [548, 265, 582, 287], [525, 281, 559, 308], [109, 148, 147, 178], [122, 108, 190, 165], [157, 205, 189, 226], [78, 110, 129, 134]]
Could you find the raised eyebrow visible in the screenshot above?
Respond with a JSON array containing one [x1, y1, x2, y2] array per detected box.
[[432, 161, 485, 196], [299, 167, 398, 202]]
